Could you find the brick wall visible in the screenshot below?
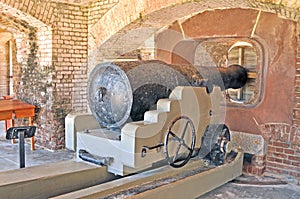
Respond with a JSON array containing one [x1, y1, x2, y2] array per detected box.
[[0, 0, 117, 149], [262, 123, 300, 182], [0, 0, 299, 154]]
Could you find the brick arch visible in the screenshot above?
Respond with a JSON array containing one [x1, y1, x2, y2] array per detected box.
[[95, 0, 300, 66], [93, 0, 300, 49], [159, 8, 296, 135], [0, 0, 90, 149], [0, 0, 55, 26], [0, 1, 53, 65], [89, 0, 186, 49], [157, 8, 261, 64], [97, 4, 297, 136]]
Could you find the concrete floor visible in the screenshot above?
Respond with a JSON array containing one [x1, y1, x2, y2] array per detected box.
[[0, 121, 299, 198], [199, 174, 300, 199], [0, 121, 75, 172]]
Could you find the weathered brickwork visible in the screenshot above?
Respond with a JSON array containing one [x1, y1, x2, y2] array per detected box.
[[0, 0, 299, 167], [87, 0, 118, 26], [262, 123, 300, 182], [90, 0, 300, 48], [0, 1, 91, 149], [243, 155, 267, 176]]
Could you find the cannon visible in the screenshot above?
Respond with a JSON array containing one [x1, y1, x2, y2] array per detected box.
[[88, 60, 247, 128], [74, 59, 247, 176]]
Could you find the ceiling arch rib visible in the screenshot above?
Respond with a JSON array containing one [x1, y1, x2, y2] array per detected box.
[[0, 2, 49, 31]]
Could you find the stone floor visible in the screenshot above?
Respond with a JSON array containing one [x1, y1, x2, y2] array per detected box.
[[199, 173, 300, 199], [0, 138, 75, 172], [0, 121, 299, 198], [0, 121, 75, 172]]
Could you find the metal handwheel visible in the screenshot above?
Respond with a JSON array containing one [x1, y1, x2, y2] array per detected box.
[[164, 116, 196, 168]]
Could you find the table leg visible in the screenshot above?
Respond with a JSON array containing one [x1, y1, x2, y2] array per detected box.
[[29, 116, 35, 150], [10, 119, 16, 144]]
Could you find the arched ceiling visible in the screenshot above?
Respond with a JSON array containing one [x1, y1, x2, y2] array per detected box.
[[56, 0, 300, 10], [97, 1, 299, 61], [0, 1, 49, 34]]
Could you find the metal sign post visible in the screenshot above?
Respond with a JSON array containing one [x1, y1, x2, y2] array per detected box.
[[6, 126, 36, 168]]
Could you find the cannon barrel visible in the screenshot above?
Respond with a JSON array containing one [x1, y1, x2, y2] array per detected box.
[[88, 60, 248, 128]]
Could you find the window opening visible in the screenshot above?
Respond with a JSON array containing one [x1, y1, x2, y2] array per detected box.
[[226, 41, 259, 104], [193, 38, 263, 106]]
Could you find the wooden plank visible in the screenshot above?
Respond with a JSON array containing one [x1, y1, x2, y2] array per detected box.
[[14, 109, 35, 118], [0, 100, 35, 112], [0, 111, 12, 120]]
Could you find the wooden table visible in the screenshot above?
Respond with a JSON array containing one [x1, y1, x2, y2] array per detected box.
[[0, 99, 35, 150]]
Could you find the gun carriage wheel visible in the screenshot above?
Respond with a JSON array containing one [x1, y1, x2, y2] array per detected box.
[[210, 125, 231, 165], [164, 116, 196, 168]]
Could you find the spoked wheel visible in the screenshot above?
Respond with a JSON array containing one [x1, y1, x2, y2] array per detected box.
[[164, 116, 196, 168]]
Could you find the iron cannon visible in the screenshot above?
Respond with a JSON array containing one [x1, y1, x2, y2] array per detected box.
[[88, 60, 248, 128], [73, 59, 248, 175]]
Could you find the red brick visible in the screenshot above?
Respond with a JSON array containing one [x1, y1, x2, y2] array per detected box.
[[294, 109, 300, 115], [294, 103, 300, 109], [273, 152, 287, 159], [288, 155, 300, 162], [284, 149, 295, 155], [257, 167, 265, 176], [292, 161, 300, 167], [274, 157, 283, 163], [247, 165, 253, 173], [283, 159, 292, 165], [293, 120, 300, 126], [275, 147, 284, 153], [267, 156, 275, 162], [295, 81, 300, 86], [266, 161, 278, 168], [268, 145, 276, 151], [242, 165, 248, 172], [273, 141, 289, 148], [252, 167, 258, 175]]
